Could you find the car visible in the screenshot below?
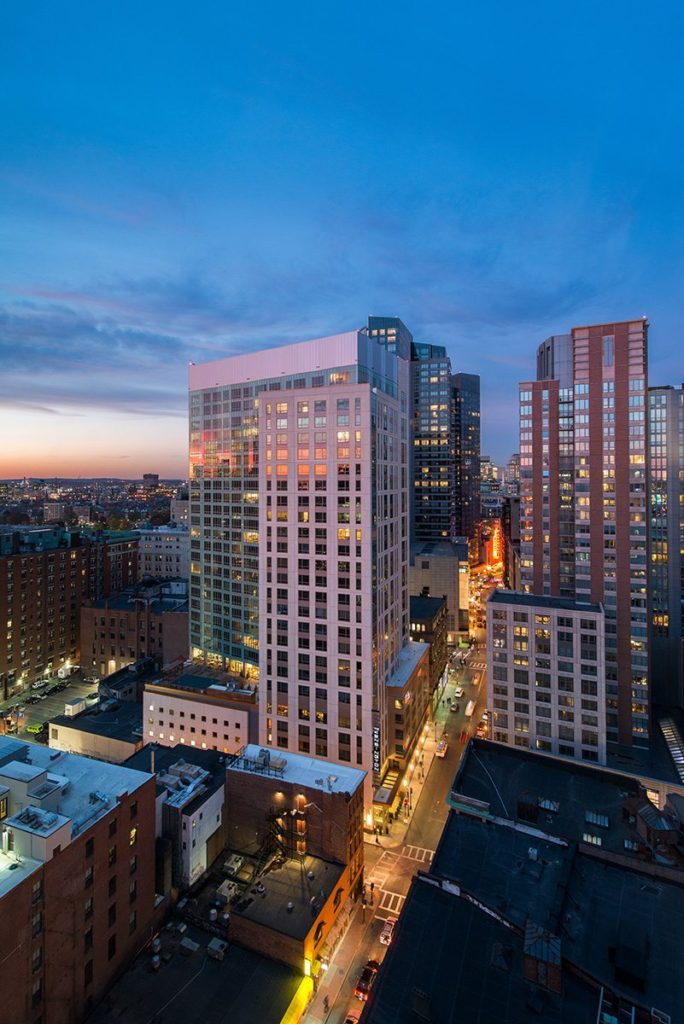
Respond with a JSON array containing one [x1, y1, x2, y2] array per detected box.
[[354, 959, 380, 1001], [379, 917, 397, 946], [86, 692, 100, 703], [435, 739, 448, 758], [25, 722, 45, 734], [454, 686, 464, 698], [31, 681, 47, 690], [343, 1012, 361, 1024], [450, 702, 460, 714], [83, 674, 100, 684]]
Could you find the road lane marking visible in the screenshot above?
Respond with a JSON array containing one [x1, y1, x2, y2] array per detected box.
[[401, 845, 434, 864], [377, 890, 405, 915]]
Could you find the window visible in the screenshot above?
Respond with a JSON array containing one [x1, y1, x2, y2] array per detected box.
[[84, 960, 93, 987], [129, 880, 137, 904], [582, 832, 602, 847], [32, 880, 43, 904], [108, 935, 116, 961], [108, 904, 117, 927], [32, 946, 43, 973], [108, 845, 117, 866], [108, 875, 117, 897], [108, 819, 117, 838], [129, 910, 137, 936], [84, 927, 93, 952], [585, 810, 609, 829], [130, 801, 138, 820], [32, 977, 42, 1008], [32, 911, 42, 937], [129, 827, 138, 847], [85, 866, 93, 889], [84, 897, 93, 921], [85, 837, 94, 857]]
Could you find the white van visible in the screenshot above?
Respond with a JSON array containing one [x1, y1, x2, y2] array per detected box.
[[58, 665, 79, 679]]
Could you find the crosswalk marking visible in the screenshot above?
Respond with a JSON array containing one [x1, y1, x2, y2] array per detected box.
[[367, 851, 399, 890], [401, 844, 434, 864], [377, 890, 405, 916]]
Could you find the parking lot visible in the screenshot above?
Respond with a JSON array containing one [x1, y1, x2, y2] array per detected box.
[[0, 672, 100, 741]]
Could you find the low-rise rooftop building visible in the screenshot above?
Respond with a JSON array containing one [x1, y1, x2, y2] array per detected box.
[[0, 736, 157, 1024], [48, 699, 145, 764], [362, 739, 684, 1024]]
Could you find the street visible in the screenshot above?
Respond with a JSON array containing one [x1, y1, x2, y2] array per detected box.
[[305, 646, 488, 1023], [0, 671, 98, 740]]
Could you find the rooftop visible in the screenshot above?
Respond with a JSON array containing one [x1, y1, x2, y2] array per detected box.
[[448, 740, 673, 862], [0, 737, 151, 894], [89, 581, 188, 614], [409, 594, 447, 621], [50, 700, 143, 744], [410, 538, 469, 561], [385, 640, 428, 691], [87, 920, 303, 1024], [362, 875, 598, 1024], [229, 745, 365, 796], [146, 672, 256, 702], [230, 854, 345, 941], [125, 744, 227, 814], [488, 590, 603, 614]]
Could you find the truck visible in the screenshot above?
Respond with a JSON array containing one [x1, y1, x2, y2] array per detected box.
[[465, 700, 476, 719], [58, 665, 79, 680]]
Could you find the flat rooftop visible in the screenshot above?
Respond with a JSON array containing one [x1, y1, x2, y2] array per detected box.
[[449, 740, 648, 861], [0, 737, 151, 836], [87, 921, 303, 1024], [410, 538, 469, 560], [231, 854, 345, 941], [386, 640, 428, 690], [362, 875, 598, 1024], [50, 701, 143, 743], [488, 590, 603, 614], [409, 594, 446, 621], [229, 745, 365, 796], [146, 673, 256, 701]]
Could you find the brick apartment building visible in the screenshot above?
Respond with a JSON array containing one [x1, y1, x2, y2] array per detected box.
[[0, 528, 138, 700], [0, 737, 156, 1024], [80, 579, 189, 678]]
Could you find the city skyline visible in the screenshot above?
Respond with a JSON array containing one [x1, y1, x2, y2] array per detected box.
[[2, 3, 683, 477]]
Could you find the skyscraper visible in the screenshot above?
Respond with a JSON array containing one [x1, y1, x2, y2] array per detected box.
[[519, 320, 649, 747], [453, 372, 481, 541], [410, 342, 455, 542], [648, 384, 684, 710], [189, 329, 429, 813]]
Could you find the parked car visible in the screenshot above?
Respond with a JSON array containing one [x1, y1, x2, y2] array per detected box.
[[25, 722, 45, 734], [379, 918, 397, 946], [435, 738, 449, 758], [450, 702, 460, 713], [31, 681, 47, 690], [86, 692, 100, 704], [83, 674, 100, 685], [454, 686, 465, 698], [354, 960, 380, 1001]]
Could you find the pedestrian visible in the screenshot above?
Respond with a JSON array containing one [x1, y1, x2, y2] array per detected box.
[[323, 995, 330, 1014], [375, 834, 380, 845]]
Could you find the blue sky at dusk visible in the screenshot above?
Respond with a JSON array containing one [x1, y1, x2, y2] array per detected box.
[[2, 1, 683, 477]]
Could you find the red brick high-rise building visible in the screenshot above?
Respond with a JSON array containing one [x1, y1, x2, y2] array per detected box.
[[519, 320, 649, 747]]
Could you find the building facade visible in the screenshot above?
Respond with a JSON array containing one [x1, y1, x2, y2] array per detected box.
[[137, 524, 189, 581], [80, 579, 189, 677], [0, 737, 156, 1024], [520, 321, 649, 747], [648, 384, 684, 710], [453, 372, 481, 542], [190, 329, 426, 814], [486, 591, 607, 763], [410, 342, 455, 542], [409, 539, 470, 645], [144, 672, 258, 755]]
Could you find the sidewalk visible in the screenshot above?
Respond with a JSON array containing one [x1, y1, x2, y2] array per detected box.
[[364, 690, 455, 853], [302, 900, 373, 1023]]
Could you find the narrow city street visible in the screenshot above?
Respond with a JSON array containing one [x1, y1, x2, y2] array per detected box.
[[304, 646, 488, 1024]]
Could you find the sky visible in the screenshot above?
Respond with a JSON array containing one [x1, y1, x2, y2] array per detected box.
[[1, 1, 683, 478]]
